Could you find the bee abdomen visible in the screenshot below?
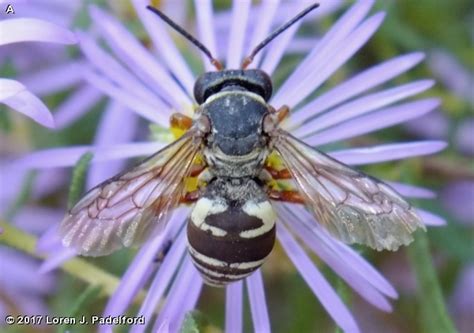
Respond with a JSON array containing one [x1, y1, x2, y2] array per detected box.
[[187, 179, 276, 286]]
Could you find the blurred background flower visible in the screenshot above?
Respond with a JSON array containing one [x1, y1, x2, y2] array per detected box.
[[0, 6, 76, 328], [0, 0, 472, 332]]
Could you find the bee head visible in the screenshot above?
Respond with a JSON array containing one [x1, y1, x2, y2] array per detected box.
[[194, 69, 273, 104]]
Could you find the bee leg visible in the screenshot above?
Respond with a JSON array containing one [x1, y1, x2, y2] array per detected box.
[[197, 168, 214, 184], [180, 190, 200, 204], [170, 113, 193, 130], [268, 190, 305, 204], [189, 163, 206, 177], [264, 165, 292, 179]]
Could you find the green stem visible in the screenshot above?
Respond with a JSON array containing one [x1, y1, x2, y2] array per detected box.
[[407, 231, 458, 333], [68, 152, 93, 209], [0, 221, 146, 303]]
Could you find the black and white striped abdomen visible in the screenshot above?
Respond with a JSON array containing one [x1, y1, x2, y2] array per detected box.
[[187, 178, 276, 286]]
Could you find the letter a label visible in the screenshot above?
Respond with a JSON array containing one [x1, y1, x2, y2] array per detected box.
[[5, 4, 15, 14]]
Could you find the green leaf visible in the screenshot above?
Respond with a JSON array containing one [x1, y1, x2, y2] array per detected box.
[[180, 311, 204, 333], [68, 152, 94, 209], [407, 231, 458, 333]]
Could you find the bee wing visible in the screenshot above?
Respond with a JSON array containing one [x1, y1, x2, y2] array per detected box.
[[272, 130, 425, 251], [60, 129, 202, 256]]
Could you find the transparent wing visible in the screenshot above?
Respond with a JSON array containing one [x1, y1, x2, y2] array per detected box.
[[60, 130, 202, 256], [272, 130, 425, 251]]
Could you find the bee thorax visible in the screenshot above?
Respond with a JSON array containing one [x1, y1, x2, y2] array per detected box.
[[187, 178, 276, 286]]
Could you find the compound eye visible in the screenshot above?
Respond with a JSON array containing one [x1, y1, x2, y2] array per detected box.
[[193, 75, 208, 104]]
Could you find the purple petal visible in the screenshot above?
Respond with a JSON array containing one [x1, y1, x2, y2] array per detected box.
[[280, 11, 385, 108], [455, 118, 474, 156], [14, 206, 63, 235], [246, 270, 271, 333], [278, 209, 393, 311], [83, 69, 168, 126], [449, 265, 474, 314], [0, 165, 27, 214], [429, 50, 474, 105], [156, 321, 170, 333], [304, 98, 440, 145], [6, 295, 50, 318], [0, 302, 6, 320], [0, 167, 65, 214], [87, 102, 137, 188], [281, 204, 398, 298], [18, 61, 84, 96], [403, 110, 449, 141], [0, 79, 55, 128], [295, 80, 435, 137], [53, 85, 103, 129], [89, 6, 192, 109], [37, 225, 62, 253], [417, 209, 447, 226], [386, 181, 436, 199], [272, 0, 376, 107], [225, 281, 243, 333], [132, 0, 195, 94], [38, 247, 76, 274], [289, 52, 425, 126], [0, 248, 56, 294], [0, 18, 76, 45], [258, 1, 308, 75], [0, 78, 29, 99], [77, 31, 171, 120], [102, 210, 186, 319], [153, 256, 202, 332], [286, 37, 320, 54], [130, 226, 187, 333], [259, 0, 344, 74], [271, 0, 344, 24], [10, 141, 163, 170], [32, 169, 68, 199], [245, 0, 280, 69], [329, 141, 447, 165], [195, 0, 219, 71], [441, 181, 474, 225], [226, 0, 251, 69], [163, 266, 203, 333], [0, 2, 79, 27], [277, 223, 360, 333]]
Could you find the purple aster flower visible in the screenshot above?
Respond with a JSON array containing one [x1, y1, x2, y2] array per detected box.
[[0, 16, 76, 127], [440, 181, 474, 226], [0, 206, 62, 326], [0, 247, 56, 325], [405, 50, 474, 149], [429, 50, 474, 106], [449, 264, 474, 333], [0, 4, 79, 320], [454, 117, 474, 156], [1, 1, 103, 130], [6, 1, 448, 332]]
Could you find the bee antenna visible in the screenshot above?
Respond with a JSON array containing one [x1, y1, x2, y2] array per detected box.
[[146, 6, 223, 70], [241, 2, 320, 69]]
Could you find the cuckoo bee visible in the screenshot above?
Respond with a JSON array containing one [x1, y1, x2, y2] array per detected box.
[[60, 3, 425, 286]]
